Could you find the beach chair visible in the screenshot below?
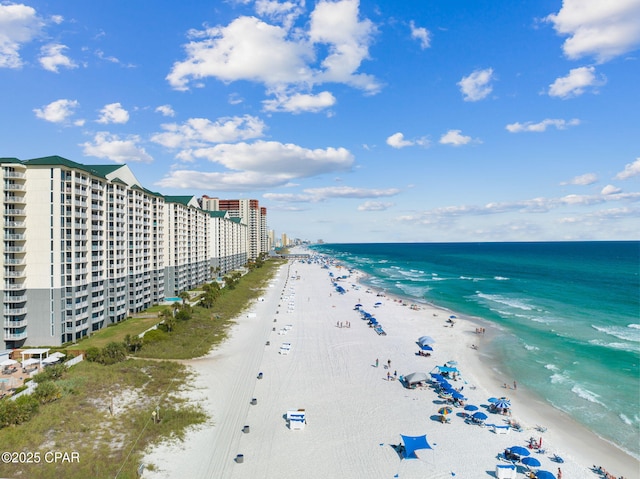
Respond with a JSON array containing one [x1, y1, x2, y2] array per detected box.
[[496, 464, 516, 479]]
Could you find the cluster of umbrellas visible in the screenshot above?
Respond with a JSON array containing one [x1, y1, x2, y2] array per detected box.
[[504, 446, 557, 478]]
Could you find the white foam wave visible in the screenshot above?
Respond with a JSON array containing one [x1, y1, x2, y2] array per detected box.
[[549, 373, 568, 384], [523, 343, 539, 351], [544, 363, 559, 372], [476, 292, 534, 311], [618, 413, 634, 426], [588, 339, 640, 353], [591, 324, 640, 342], [571, 385, 606, 407], [494, 276, 510, 281], [629, 324, 640, 330]]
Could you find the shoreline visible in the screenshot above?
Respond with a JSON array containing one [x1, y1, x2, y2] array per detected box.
[[350, 256, 640, 466], [142, 255, 638, 479]]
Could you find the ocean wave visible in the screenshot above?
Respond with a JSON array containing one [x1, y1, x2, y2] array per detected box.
[[494, 276, 510, 281], [571, 385, 606, 407], [618, 413, 635, 426], [591, 324, 640, 343], [549, 373, 568, 384], [475, 292, 534, 311], [523, 343, 539, 351], [629, 324, 640, 330], [460, 275, 486, 281], [588, 339, 640, 353]]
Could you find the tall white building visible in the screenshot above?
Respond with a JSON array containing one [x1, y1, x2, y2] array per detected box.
[[200, 196, 268, 260], [1, 156, 249, 348]]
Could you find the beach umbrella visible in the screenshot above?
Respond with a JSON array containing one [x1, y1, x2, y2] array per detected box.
[[472, 412, 488, 420], [404, 372, 429, 385], [445, 360, 458, 366], [522, 457, 541, 468], [535, 471, 556, 479], [487, 397, 498, 403], [449, 315, 457, 319], [430, 373, 444, 381], [418, 335, 436, 345], [451, 391, 466, 400], [494, 398, 511, 409], [464, 404, 478, 411], [438, 407, 452, 415], [508, 446, 530, 457]]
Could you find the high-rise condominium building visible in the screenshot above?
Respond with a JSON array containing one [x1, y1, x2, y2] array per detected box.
[[1, 156, 249, 348]]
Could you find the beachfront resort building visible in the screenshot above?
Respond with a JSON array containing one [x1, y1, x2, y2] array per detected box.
[[200, 196, 269, 260], [1, 155, 254, 348]]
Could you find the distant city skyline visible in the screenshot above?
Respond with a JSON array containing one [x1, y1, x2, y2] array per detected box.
[[1, 1, 639, 242]]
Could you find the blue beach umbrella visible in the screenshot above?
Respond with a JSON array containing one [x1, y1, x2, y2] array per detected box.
[[452, 391, 466, 400], [521, 457, 541, 468], [472, 412, 488, 420], [508, 446, 530, 457], [494, 398, 511, 409], [464, 404, 479, 411], [535, 471, 556, 479], [487, 397, 498, 403]]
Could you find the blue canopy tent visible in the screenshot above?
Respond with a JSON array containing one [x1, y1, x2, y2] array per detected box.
[[400, 434, 432, 459], [535, 471, 556, 479]]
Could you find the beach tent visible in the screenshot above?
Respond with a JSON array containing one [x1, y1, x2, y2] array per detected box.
[[404, 372, 429, 385], [1, 359, 17, 367], [400, 434, 432, 459], [417, 336, 435, 346]]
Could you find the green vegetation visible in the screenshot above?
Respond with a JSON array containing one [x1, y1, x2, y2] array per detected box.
[[0, 257, 286, 478], [0, 359, 206, 479]]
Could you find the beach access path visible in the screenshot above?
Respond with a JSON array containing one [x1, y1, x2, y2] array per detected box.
[[143, 259, 638, 479]]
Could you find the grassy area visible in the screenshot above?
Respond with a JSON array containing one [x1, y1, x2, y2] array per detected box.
[[137, 258, 286, 359], [0, 359, 206, 479], [0, 258, 286, 478], [67, 315, 162, 352]]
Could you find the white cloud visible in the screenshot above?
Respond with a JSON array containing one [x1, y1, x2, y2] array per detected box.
[[188, 141, 353, 176], [386, 132, 412, 149], [304, 186, 400, 199], [33, 98, 79, 123], [0, 3, 43, 68], [39, 43, 76, 72], [458, 68, 494, 101], [615, 157, 640, 180], [439, 129, 472, 146], [255, 0, 304, 30], [167, 1, 380, 101], [562, 173, 598, 186], [263, 90, 336, 113], [506, 118, 580, 133], [157, 140, 354, 190], [155, 105, 175, 117], [548, 66, 606, 98], [81, 132, 153, 163], [96, 102, 129, 124], [410, 20, 431, 49], [151, 115, 266, 149], [546, 0, 640, 63], [601, 184, 622, 195], [358, 201, 394, 211]]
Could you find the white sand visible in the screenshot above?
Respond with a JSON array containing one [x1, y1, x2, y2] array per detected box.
[[143, 258, 638, 479]]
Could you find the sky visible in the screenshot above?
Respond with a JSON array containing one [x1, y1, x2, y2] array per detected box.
[[1, 0, 639, 243]]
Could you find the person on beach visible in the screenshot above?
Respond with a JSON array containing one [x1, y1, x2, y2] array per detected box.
[[387, 359, 391, 369], [375, 358, 379, 368], [513, 381, 517, 390], [387, 372, 391, 381], [557, 467, 562, 479]]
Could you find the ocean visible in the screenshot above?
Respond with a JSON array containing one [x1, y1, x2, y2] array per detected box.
[[309, 241, 640, 459]]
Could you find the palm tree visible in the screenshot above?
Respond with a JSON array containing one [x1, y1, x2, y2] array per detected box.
[[179, 291, 190, 305]]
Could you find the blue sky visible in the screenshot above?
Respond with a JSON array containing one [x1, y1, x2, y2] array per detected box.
[[1, 0, 639, 243]]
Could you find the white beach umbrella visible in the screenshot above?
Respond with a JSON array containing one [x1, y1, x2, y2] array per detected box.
[[1, 359, 17, 367]]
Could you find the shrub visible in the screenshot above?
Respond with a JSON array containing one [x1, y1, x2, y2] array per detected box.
[[143, 329, 167, 344], [33, 381, 62, 404], [33, 364, 66, 383], [100, 342, 127, 365], [0, 395, 39, 428], [86, 347, 101, 363]]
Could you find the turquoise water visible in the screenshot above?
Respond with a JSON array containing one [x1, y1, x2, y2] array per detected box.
[[165, 297, 182, 302], [310, 241, 640, 458]]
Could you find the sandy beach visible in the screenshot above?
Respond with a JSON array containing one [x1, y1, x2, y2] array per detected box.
[[143, 256, 638, 479]]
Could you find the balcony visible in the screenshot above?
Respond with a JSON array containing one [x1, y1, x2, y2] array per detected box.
[[4, 195, 26, 203], [4, 270, 26, 278], [3, 171, 25, 179], [4, 318, 27, 327], [3, 330, 27, 340], [4, 220, 25, 228], [3, 208, 26, 216], [3, 294, 26, 302], [4, 233, 25, 241]]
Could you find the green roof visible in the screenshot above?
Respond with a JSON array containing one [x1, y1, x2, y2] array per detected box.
[[208, 210, 227, 218], [0, 157, 22, 164], [23, 155, 121, 179]]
